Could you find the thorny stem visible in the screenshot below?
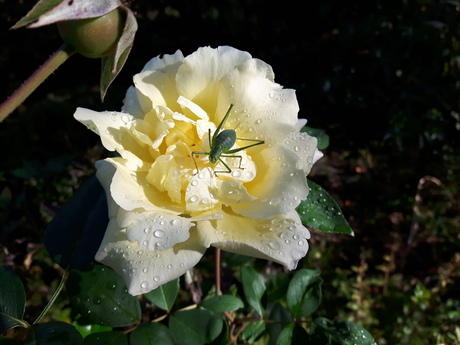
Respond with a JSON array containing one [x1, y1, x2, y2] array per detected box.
[[34, 269, 70, 324], [0, 43, 76, 123]]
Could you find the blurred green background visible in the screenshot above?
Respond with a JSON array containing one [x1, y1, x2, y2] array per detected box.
[[1, 1, 459, 344]]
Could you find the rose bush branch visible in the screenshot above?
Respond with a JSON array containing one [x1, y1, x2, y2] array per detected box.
[[0, 44, 75, 122]]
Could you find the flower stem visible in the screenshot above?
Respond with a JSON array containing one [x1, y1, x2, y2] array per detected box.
[[0, 43, 76, 123], [215, 248, 222, 296], [34, 269, 70, 324]]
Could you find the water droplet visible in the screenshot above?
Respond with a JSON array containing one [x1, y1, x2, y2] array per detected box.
[[121, 115, 130, 123], [144, 227, 151, 234], [141, 281, 148, 289], [143, 267, 149, 273], [189, 195, 199, 203], [191, 180, 198, 186], [154, 230, 165, 238], [231, 170, 241, 178], [153, 276, 160, 282], [255, 118, 263, 124], [171, 219, 181, 226]]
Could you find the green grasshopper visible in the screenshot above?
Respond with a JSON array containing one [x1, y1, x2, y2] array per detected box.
[[192, 104, 265, 175]]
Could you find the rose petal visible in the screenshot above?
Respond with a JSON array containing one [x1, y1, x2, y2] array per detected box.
[[232, 145, 309, 219], [185, 168, 219, 213], [282, 130, 319, 175], [74, 108, 149, 170], [106, 158, 183, 213], [216, 58, 299, 145], [118, 210, 192, 251], [197, 209, 310, 270], [176, 46, 252, 110], [95, 219, 206, 295]]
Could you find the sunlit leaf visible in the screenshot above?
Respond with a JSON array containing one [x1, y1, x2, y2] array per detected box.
[[66, 264, 141, 328], [144, 278, 179, 312], [129, 323, 175, 345], [169, 309, 223, 345], [0, 266, 29, 333], [286, 269, 322, 318], [297, 180, 353, 235], [83, 331, 127, 345], [201, 295, 244, 313], [240, 266, 266, 315], [45, 176, 108, 270]]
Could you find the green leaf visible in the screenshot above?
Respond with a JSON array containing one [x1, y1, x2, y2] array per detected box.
[[302, 126, 329, 150], [240, 266, 266, 315], [27, 322, 83, 345], [72, 323, 111, 338], [276, 323, 311, 345], [129, 323, 175, 345], [266, 302, 293, 341], [66, 264, 141, 328], [241, 320, 265, 343], [312, 318, 376, 345], [45, 176, 108, 269], [0, 266, 29, 333], [266, 272, 291, 303], [169, 309, 223, 345], [144, 278, 179, 311], [286, 269, 322, 318], [100, 5, 137, 100], [83, 331, 127, 345], [297, 180, 353, 235], [201, 295, 244, 313]]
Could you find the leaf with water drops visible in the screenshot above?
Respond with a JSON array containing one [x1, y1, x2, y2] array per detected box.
[[297, 180, 353, 235], [286, 269, 322, 318], [66, 264, 141, 328], [240, 266, 266, 316], [144, 278, 179, 312], [301, 126, 330, 150], [45, 176, 108, 269], [312, 317, 377, 345], [0, 266, 29, 333]]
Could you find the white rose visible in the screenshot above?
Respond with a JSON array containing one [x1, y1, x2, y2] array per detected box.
[[74, 46, 322, 295]]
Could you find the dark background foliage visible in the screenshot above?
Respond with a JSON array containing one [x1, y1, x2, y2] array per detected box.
[[1, 0, 459, 343]]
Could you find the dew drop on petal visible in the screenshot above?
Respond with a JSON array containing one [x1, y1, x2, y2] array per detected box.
[[154, 230, 165, 238], [231, 170, 241, 178], [153, 276, 160, 282], [141, 281, 148, 289]]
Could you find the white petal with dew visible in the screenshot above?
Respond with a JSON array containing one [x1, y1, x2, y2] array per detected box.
[[198, 210, 310, 270], [185, 168, 218, 212], [232, 146, 309, 219], [95, 219, 206, 295], [118, 210, 192, 251]]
